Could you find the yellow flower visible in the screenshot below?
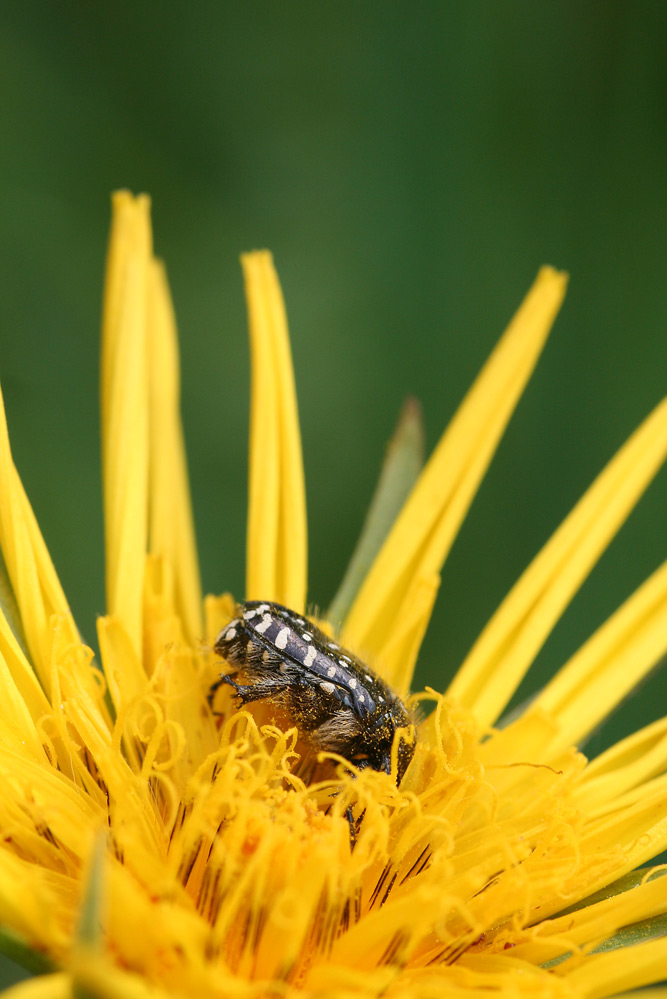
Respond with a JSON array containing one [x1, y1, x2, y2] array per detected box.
[[0, 190, 666, 999]]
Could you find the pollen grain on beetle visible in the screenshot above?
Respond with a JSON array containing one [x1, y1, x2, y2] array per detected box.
[[0, 191, 666, 999]]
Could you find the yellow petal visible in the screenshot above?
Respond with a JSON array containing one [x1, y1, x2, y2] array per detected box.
[[0, 386, 70, 692], [454, 953, 572, 998], [100, 192, 151, 655], [0, 748, 100, 863], [0, 398, 103, 722], [449, 398, 667, 726], [342, 266, 567, 687], [242, 251, 307, 611], [72, 956, 179, 999], [574, 717, 667, 809], [0, 850, 70, 958], [559, 936, 667, 998], [533, 558, 667, 754], [147, 260, 202, 644], [203, 592, 236, 648], [0, 975, 71, 999], [509, 869, 667, 966], [0, 606, 50, 738], [374, 572, 440, 696], [96, 615, 147, 713], [554, 783, 667, 908], [581, 771, 667, 821], [0, 649, 47, 762]]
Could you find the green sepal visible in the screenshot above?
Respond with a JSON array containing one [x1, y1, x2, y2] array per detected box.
[[0, 924, 55, 975], [590, 911, 667, 952], [75, 834, 107, 951], [73, 985, 103, 999], [67, 835, 108, 999], [328, 397, 425, 626]]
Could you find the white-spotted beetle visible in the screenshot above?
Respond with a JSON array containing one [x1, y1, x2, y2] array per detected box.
[[210, 601, 415, 784]]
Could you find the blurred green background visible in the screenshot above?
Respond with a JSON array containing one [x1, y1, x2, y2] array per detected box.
[[0, 5, 666, 980]]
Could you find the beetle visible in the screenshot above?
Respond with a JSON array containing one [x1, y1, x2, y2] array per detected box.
[[210, 600, 415, 784]]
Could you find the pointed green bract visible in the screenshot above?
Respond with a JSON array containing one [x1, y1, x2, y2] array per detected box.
[[328, 398, 425, 627], [75, 837, 106, 952], [543, 911, 667, 970], [553, 869, 667, 917], [0, 926, 54, 975], [591, 913, 667, 953]]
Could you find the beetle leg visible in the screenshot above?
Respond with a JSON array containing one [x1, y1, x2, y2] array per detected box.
[[208, 672, 291, 712], [207, 673, 236, 710], [346, 806, 356, 847]]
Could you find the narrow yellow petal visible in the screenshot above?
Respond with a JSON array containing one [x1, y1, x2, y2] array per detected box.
[[582, 772, 667, 822], [570, 785, 667, 899], [376, 572, 439, 695], [0, 974, 71, 999], [242, 251, 307, 611], [560, 936, 667, 998], [510, 870, 667, 966], [449, 398, 667, 727], [533, 559, 667, 753], [0, 853, 69, 960], [342, 267, 567, 683], [0, 605, 50, 729], [147, 259, 202, 643], [46, 613, 111, 765], [97, 616, 147, 711], [575, 717, 667, 809], [454, 953, 572, 997], [72, 956, 178, 999], [0, 382, 76, 695], [100, 192, 151, 654], [203, 592, 236, 648], [0, 650, 46, 762]]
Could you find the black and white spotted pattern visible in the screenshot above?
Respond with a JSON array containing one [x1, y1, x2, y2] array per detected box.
[[211, 600, 415, 783]]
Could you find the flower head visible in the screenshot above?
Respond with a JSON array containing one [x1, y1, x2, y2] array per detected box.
[[0, 192, 666, 999]]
